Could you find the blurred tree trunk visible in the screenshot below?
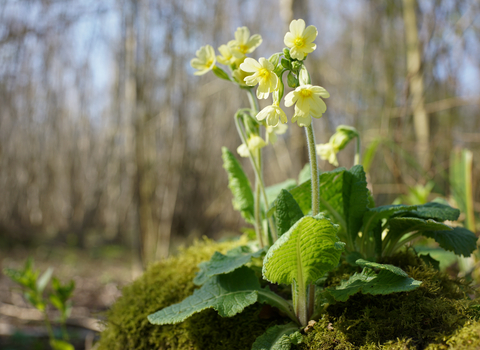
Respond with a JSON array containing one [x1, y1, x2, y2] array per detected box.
[[124, 0, 146, 271], [402, 0, 430, 171]]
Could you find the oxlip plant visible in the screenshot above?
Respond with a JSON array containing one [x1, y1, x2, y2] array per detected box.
[[148, 20, 478, 349]]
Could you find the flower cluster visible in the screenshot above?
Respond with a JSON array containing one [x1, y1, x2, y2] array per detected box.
[[190, 19, 331, 154]]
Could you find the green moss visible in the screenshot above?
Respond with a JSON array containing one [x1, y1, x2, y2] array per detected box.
[[298, 250, 479, 350], [97, 237, 286, 350], [98, 243, 478, 350]]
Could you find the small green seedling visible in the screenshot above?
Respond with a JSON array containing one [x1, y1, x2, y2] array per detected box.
[[4, 258, 75, 350]]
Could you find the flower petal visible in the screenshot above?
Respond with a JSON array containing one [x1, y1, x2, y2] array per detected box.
[[303, 25, 318, 43], [284, 91, 297, 107], [240, 57, 261, 72], [289, 19, 305, 37]]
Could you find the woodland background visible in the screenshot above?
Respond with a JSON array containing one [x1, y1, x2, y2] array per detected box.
[[1, 0, 479, 269]]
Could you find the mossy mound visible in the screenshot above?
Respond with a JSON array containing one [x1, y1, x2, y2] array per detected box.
[[96, 237, 287, 350], [98, 242, 479, 350], [299, 251, 480, 349]]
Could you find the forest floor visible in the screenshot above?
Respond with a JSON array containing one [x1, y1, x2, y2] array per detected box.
[[0, 244, 137, 350]]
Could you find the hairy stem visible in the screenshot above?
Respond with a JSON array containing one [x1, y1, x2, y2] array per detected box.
[[254, 179, 264, 247], [234, 114, 264, 247], [304, 123, 319, 321], [305, 124, 320, 216]]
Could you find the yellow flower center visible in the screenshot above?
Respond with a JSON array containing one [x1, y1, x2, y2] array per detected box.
[[239, 44, 248, 53], [294, 38, 304, 47], [259, 68, 270, 79], [300, 89, 312, 98], [206, 59, 214, 67]]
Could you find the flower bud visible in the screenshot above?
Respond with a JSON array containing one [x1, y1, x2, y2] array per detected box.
[[287, 71, 299, 88], [292, 60, 303, 71]]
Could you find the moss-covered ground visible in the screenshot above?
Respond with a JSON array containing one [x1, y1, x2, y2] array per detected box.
[[97, 242, 479, 350], [97, 237, 289, 350]]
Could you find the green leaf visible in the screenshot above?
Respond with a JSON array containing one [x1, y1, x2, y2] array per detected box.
[[274, 190, 304, 237], [409, 202, 460, 222], [252, 323, 302, 350], [388, 217, 451, 234], [148, 266, 297, 325], [263, 215, 343, 286], [362, 138, 382, 173], [212, 66, 231, 81], [49, 294, 64, 311], [194, 246, 266, 285], [327, 259, 422, 302], [342, 165, 369, 244], [298, 163, 311, 184], [318, 168, 345, 225], [37, 267, 53, 293], [289, 180, 312, 215], [222, 147, 255, 223], [450, 148, 475, 231], [148, 267, 259, 324], [423, 226, 478, 257], [4, 258, 38, 290], [50, 339, 75, 350], [265, 179, 297, 207], [419, 254, 440, 270], [362, 204, 418, 237], [289, 167, 347, 218]]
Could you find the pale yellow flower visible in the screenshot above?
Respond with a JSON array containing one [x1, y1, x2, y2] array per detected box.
[[284, 19, 318, 60], [240, 57, 279, 99], [229, 27, 262, 58], [190, 45, 216, 75], [217, 44, 236, 65], [316, 142, 339, 166], [256, 104, 288, 127], [217, 43, 245, 67], [232, 67, 251, 87], [237, 135, 267, 158], [266, 123, 288, 144], [284, 84, 329, 127], [237, 143, 250, 158]]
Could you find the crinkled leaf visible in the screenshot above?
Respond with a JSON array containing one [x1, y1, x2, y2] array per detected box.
[[408, 202, 460, 222], [194, 246, 266, 285], [289, 180, 312, 215], [289, 168, 345, 218], [423, 226, 478, 257], [274, 190, 304, 238], [148, 266, 260, 325], [263, 215, 343, 286], [222, 147, 254, 223], [327, 259, 422, 302], [252, 323, 302, 350], [291, 166, 369, 242], [318, 168, 346, 224], [149, 266, 296, 325]]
